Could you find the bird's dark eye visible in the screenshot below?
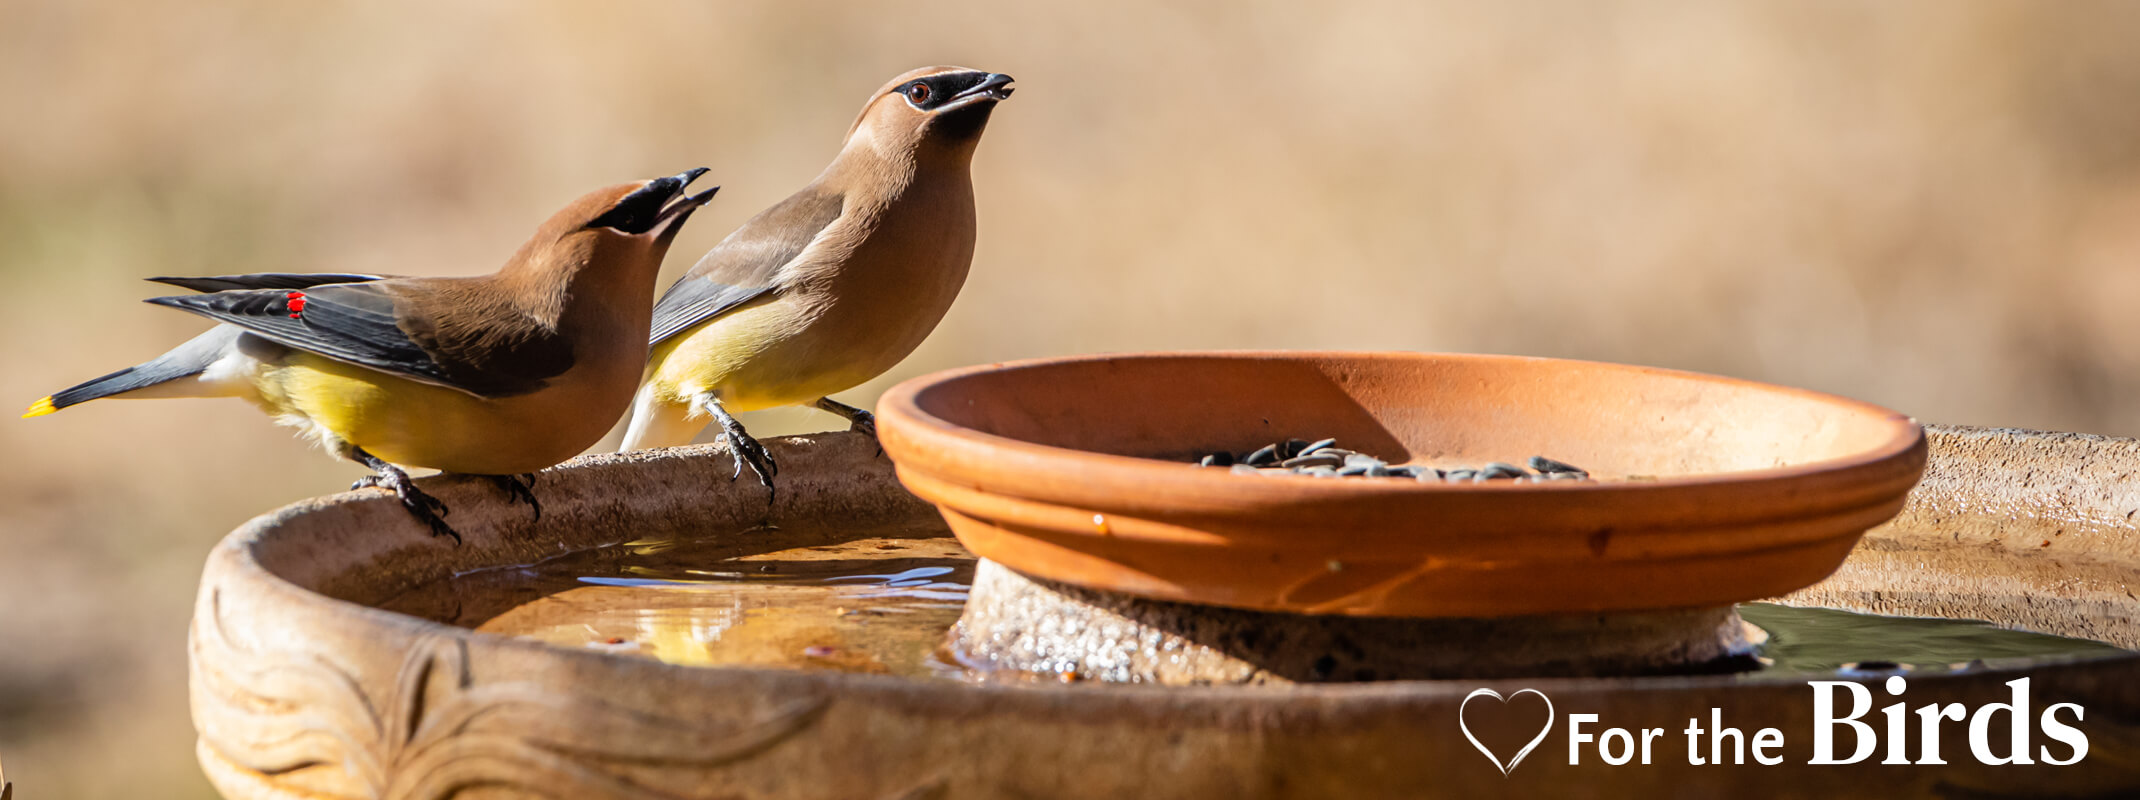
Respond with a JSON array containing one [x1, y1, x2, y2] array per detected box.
[[905, 82, 931, 103]]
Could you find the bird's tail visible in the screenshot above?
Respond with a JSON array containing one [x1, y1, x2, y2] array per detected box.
[[618, 382, 707, 451], [23, 326, 248, 418]]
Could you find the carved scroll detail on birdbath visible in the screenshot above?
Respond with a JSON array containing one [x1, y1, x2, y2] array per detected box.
[[191, 586, 829, 800]]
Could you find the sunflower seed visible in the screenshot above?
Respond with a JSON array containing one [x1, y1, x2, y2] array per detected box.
[[1528, 455, 1586, 476], [1480, 462, 1528, 479], [1190, 437, 1596, 485]]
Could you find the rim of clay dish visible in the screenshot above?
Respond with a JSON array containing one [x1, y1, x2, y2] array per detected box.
[[879, 350, 1923, 498], [874, 351, 1929, 615]]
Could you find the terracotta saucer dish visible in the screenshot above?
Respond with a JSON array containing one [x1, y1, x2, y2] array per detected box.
[[875, 351, 1926, 617]]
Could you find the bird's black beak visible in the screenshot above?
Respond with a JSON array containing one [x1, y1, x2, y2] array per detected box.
[[949, 73, 1015, 104], [652, 183, 719, 243], [589, 167, 711, 235], [658, 185, 719, 223], [929, 73, 1013, 139]]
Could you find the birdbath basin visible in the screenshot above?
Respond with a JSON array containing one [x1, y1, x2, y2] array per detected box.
[[190, 424, 2140, 797], [875, 351, 1927, 616]]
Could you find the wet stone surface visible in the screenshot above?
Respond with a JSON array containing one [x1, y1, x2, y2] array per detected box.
[[954, 560, 1762, 683], [1194, 437, 1593, 483]]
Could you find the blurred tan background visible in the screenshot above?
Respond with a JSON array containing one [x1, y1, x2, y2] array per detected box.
[[5, 1, 2140, 796]]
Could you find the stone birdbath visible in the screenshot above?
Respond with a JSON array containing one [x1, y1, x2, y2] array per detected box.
[[189, 352, 2140, 798]]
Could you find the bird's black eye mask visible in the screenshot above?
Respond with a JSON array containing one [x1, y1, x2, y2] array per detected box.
[[898, 72, 1010, 111], [587, 167, 710, 234], [586, 179, 680, 234]]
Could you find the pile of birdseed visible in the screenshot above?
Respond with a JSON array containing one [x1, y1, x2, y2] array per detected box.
[[1194, 438, 1592, 483]]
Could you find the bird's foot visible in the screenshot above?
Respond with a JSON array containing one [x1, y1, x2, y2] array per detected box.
[[488, 473, 541, 521], [352, 448, 461, 544], [698, 394, 778, 505], [397, 483, 459, 544], [814, 397, 881, 457], [848, 409, 878, 440], [376, 471, 458, 543], [724, 430, 779, 500], [856, 414, 882, 458]]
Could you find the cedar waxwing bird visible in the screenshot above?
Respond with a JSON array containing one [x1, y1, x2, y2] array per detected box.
[[24, 170, 719, 541], [620, 66, 1014, 497]]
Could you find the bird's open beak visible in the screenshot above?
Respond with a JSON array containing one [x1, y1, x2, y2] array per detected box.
[[649, 167, 711, 221], [657, 178, 719, 226], [651, 171, 718, 240], [590, 168, 713, 235], [946, 73, 1015, 107]]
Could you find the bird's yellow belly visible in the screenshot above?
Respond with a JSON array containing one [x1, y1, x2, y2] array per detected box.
[[646, 299, 901, 413], [260, 353, 611, 474]]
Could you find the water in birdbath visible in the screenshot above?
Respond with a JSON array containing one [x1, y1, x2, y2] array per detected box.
[[375, 533, 2125, 681], [377, 533, 977, 678]]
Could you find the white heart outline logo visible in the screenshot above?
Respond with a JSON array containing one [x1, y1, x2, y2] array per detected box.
[[1459, 688, 1555, 777]]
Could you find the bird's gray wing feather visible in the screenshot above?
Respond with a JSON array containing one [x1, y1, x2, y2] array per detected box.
[[647, 282, 776, 346], [146, 273, 388, 293], [648, 189, 844, 346], [144, 282, 562, 398]]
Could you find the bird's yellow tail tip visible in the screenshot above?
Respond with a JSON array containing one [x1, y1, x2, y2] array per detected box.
[[21, 397, 56, 418]]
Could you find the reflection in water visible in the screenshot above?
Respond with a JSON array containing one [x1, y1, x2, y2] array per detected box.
[[378, 536, 975, 677], [1740, 602, 2125, 674], [379, 534, 2126, 681]]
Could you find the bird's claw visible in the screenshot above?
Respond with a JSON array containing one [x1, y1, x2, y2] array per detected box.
[[847, 408, 878, 438], [350, 448, 462, 544], [400, 487, 460, 544], [851, 411, 884, 457], [702, 395, 776, 505], [489, 473, 542, 521], [814, 398, 881, 457], [375, 477, 458, 544], [726, 432, 778, 499]]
